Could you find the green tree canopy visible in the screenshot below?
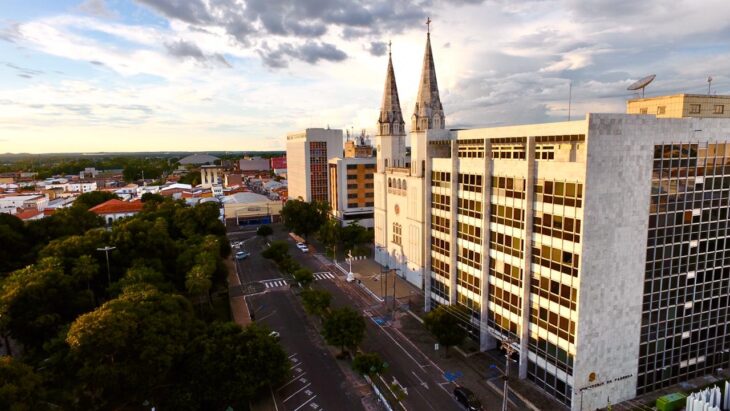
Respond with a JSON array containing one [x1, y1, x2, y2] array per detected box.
[[352, 352, 385, 376], [0, 213, 33, 275], [262, 240, 289, 262], [322, 306, 366, 354], [0, 356, 46, 411], [423, 305, 467, 355], [293, 268, 314, 287], [280, 200, 329, 240], [301, 288, 331, 318], [0, 257, 95, 352], [65, 286, 197, 410], [161, 322, 290, 410], [256, 224, 273, 237]]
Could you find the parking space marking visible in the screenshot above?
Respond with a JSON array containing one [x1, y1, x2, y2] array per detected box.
[[283, 382, 311, 403], [292, 395, 317, 411], [277, 372, 307, 391]]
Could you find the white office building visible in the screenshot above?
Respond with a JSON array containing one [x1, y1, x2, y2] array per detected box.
[[372, 28, 730, 411]]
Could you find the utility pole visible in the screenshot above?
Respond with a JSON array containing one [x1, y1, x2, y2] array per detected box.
[[96, 246, 116, 287], [501, 338, 518, 411]]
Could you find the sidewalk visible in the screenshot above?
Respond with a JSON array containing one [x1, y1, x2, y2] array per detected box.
[[340, 254, 567, 411], [225, 256, 251, 327]]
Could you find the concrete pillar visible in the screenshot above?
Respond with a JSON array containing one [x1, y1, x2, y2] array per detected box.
[[518, 137, 537, 379], [448, 140, 458, 305], [480, 140, 497, 351], [423, 141, 434, 312]]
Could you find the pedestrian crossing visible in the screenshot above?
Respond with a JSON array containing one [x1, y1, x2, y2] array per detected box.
[[263, 279, 288, 289], [313, 272, 335, 281]]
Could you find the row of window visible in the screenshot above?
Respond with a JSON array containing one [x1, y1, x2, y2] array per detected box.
[[431, 236, 449, 256], [531, 275, 578, 312], [458, 174, 483, 193], [457, 198, 482, 219], [534, 212, 581, 243], [457, 222, 481, 244], [532, 244, 580, 277], [431, 215, 450, 234], [490, 204, 524, 229], [492, 176, 526, 200], [431, 258, 450, 279], [431, 171, 451, 188], [387, 177, 407, 190], [457, 269, 481, 294], [433, 193, 451, 211], [489, 231, 524, 258], [458, 247, 482, 270], [346, 163, 376, 169]]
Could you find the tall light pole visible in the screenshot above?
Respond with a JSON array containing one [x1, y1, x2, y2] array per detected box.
[[96, 246, 116, 287], [501, 338, 518, 411]]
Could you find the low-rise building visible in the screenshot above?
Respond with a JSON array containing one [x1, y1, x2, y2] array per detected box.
[[221, 192, 283, 226], [89, 199, 144, 225], [239, 156, 271, 172]]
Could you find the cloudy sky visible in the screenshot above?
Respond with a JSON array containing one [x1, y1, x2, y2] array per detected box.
[[1, 0, 730, 153]]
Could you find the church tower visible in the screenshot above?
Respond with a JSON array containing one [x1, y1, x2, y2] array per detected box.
[[374, 44, 406, 171], [411, 19, 445, 132]]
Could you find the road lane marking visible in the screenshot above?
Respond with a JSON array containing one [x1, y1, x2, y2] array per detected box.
[[292, 395, 317, 411], [283, 382, 311, 403], [290, 362, 301, 369], [288, 353, 298, 358], [411, 371, 429, 390], [277, 372, 306, 391]]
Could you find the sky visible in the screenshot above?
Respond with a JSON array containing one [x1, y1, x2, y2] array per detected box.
[[1, 0, 730, 153]]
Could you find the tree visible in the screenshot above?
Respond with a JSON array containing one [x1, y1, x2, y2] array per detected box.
[[352, 352, 385, 376], [277, 256, 300, 276], [280, 200, 329, 241], [341, 221, 373, 255], [293, 268, 314, 287], [317, 218, 341, 257], [141, 192, 165, 204], [65, 286, 196, 410], [300, 289, 331, 318], [0, 257, 95, 353], [0, 356, 46, 411], [0, 213, 33, 275], [73, 191, 119, 210], [160, 322, 290, 410], [322, 307, 366, 355], [262, 240, 289, 262], [256, 225, 273, 238], [423, 305, 467, 356]]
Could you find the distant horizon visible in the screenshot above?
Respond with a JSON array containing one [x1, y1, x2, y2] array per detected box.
[[0, 150, 286, 157]]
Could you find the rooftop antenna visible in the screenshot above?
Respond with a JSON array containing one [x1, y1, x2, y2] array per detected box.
[[708, 76, 713, 95], [568, 80, 572, 121], [627, 74, 656, 98]]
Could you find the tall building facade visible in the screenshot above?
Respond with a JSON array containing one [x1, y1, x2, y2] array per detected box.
[[372, 29, 730, 411], [328, 156, 376, 227], [286, 128, 343, 203]]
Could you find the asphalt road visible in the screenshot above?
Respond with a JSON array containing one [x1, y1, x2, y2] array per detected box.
[[231, 232, 366, 411], [281, 237, 465, 411]]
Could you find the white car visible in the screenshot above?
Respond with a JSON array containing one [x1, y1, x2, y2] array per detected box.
[[269, 331, 280, 341], [235, 251, 250, 260], [296, 242, 309, 253]]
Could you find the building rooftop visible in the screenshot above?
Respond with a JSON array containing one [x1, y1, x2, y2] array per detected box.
[[15, 208, 43, 220], [89, 199, 144, 215], [222, 192, 272, 204], [179, 154, 220, 165]]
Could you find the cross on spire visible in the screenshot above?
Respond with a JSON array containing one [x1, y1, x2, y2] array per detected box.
[[426, 17, 432, 34], [388, 40, 392, 56]]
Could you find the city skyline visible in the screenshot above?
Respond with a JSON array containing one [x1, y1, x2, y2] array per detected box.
[[2, 0, 730, 153]]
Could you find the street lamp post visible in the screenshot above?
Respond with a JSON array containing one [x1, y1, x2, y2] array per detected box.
[[501, 338, 518, 411], [96, 246, 116, 287]]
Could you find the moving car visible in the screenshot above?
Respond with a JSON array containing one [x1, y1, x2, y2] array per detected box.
[[235, 251, 250, 260], [296, 242, 309, 253], [453, 386, 483, 411]]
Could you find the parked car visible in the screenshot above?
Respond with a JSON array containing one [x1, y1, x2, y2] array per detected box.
[[269, 331, 280, 341], [296, 242, 309, 253], [453, 386, 483, 411], [235, 251, 250, 260]]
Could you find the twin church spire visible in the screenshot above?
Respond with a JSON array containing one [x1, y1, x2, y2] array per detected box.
[[377, 18, 445, 138]]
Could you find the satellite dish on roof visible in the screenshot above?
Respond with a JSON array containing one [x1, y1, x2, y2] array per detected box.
[[627, 74, 656, 98]]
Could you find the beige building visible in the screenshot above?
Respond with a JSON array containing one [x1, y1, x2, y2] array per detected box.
[[371, 28, 730, 411], [222, 192, 282, 226], [328, 156, 376, 228], [627, 94, 730, 118], [286, 128, 343, 203]]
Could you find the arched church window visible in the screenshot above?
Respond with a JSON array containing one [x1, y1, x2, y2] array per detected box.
[[388, 178, 392, 188], [397, 180, 402, 190], [402, 180, 407, 190]]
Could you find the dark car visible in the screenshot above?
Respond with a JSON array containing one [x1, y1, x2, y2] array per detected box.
[[453, 386, 483, 411]]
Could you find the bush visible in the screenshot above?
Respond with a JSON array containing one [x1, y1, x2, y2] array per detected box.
[[352, 352, 385, 376]]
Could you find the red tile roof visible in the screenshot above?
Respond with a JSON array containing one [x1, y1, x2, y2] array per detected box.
[[89, 199, 144, 215], [15, 208, 43, 220]]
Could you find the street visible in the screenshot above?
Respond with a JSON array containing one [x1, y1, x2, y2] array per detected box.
[[231, 230, 367, 411], [281, 236, 467, 411]]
